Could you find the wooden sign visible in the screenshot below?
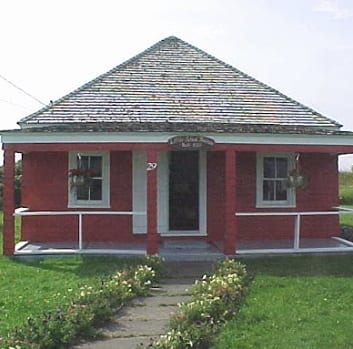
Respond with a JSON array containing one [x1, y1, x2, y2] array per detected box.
[[168, 135, 215, 150]]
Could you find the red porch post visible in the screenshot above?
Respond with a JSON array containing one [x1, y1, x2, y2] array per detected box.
[[146, 149, 159, 254], [224, 149, 237, 255], [2, 146, 16, 256]]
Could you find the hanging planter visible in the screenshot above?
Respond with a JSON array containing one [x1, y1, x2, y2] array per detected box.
[[287, 154, 307, 189], [287, 169, 306, 189], [68, 168, 96, 189]]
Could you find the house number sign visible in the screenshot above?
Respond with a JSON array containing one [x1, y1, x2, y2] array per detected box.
[[168, 135, 215, 150], [146, 162, 158, 171]]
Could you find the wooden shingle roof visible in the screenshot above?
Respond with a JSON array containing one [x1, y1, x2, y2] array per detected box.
[[18, 36, 341, 133]]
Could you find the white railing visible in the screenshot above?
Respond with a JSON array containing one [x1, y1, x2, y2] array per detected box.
[[14, 209, 146, 251], [235, 208, 353, 250]]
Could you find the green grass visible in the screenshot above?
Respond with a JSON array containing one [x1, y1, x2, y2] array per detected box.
[[339, 205, 353, 227], [339, 171, 353, 205], [0, 256, 146, 336], [213, 255, 353, 349], [0, 213, 153, 337]]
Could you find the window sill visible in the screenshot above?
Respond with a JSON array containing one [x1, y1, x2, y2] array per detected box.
[[68, 204, 111, 209], [256, 204, 296, 209]]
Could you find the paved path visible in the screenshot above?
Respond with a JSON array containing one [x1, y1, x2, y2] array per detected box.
[[72, 262, 212, 349]]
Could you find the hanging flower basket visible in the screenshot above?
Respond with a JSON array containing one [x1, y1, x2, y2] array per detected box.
[[68, 168, 96, 189], [287, 168, 306, 189]]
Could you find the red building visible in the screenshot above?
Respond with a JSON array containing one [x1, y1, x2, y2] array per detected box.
[[2, 36, 353, 257]]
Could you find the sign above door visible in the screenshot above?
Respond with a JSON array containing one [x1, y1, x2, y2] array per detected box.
[[168, 135, 215, 150]]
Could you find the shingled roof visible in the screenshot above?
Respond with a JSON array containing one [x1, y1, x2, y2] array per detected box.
[[18, 36, 341, 133]]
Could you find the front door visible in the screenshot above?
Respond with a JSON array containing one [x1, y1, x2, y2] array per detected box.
[[156, 150, 207, 236], [169, 151, 199, 231]]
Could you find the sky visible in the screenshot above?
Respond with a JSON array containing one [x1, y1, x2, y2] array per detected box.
[[0, 0, 353, 168]]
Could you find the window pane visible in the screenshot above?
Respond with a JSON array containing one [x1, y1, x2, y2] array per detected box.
[[76, 183, 89, 200], [276, 158, 288, 178], [263, 180, 275, 201], [90, 156, 102, 177], [90, 179, 102, 200], [264, 157, 275, 178], [276, 180, 287, 200]]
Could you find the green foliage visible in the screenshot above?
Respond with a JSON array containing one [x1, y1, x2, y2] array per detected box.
[[150, 259, 248, 349], [213, 255, 353, 349], [339, 171, 353, 205], [0, 160, 22, 210], [0, 256, 162, 349]]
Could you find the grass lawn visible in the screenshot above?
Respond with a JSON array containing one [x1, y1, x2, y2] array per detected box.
[[340, 205, 353, 227], [213, 255, 353, 349], [0, 213, 153, 337], [0, 255, 145, 337]]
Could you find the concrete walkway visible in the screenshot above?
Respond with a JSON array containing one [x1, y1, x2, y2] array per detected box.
[[72, 262, 212, 349]]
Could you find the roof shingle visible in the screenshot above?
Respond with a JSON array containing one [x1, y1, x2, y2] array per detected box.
[[18, 36, 341, 133]]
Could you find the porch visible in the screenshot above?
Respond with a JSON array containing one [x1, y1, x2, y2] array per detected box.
[[12, 207, 353, 260], [14, 237, 353, 260]]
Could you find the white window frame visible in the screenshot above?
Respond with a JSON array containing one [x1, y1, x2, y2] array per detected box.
[[68, 151, 110, 208], [132, 150, 147, 234], [256, 152, 295, 208]]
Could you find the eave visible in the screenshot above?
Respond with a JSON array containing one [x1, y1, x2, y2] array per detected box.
[[2, 129, 353, 154]]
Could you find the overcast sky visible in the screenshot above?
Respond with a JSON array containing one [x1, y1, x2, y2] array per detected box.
[[1, 0, 352, 168]]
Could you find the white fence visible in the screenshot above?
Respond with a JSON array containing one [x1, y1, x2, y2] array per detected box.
[[235, 208, 353, 253], [14, 208, 146, 251]]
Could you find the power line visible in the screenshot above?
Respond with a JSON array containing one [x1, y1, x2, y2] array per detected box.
[[0, 73, 46, 106]]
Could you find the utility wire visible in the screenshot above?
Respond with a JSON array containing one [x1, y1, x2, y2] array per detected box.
[[0, 73, 46, 106]]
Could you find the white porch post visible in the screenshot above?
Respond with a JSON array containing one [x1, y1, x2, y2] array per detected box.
[[78, 213, 83, 250], [294, 213, 301, 249]]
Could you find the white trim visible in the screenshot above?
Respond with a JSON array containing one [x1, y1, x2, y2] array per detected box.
[[157, 151, 169, 234], [68, 151, 110, 208], [199, 151, 207, 235], [332, 236, 353, 247], [132, 150, 147, 234], [157, 150, 207, 236], [14, 248, 146, 256], [14, 210, 145, 216], [236, 211, 340, 216], [161, 232, 207, 237], [236, 247, 353, 255], [14, 210, 146, 255], [3, 130, 353, 147], [256, 152, 295, 208]]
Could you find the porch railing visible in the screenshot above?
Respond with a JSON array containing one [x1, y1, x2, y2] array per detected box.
[[235, 208, 353, 251], [14, 209, 146, 251]]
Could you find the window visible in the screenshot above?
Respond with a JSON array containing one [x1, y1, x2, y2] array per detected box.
[[256, 152, 295, 207], [68, 151, 110, 208]]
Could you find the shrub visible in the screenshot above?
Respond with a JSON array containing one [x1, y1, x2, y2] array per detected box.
[[149, 259, 248, 349], [1, 255, 163, 349]]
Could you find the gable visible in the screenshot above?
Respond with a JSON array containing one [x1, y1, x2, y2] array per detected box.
[[18, 36, 341, 133]]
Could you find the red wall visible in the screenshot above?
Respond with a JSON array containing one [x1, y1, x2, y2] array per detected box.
[[234, 152, 339, 241], [21, 149, 339, 244], [21, 151, 144, 243]]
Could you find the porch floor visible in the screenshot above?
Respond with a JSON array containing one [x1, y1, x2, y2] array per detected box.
[[14, 237, 353, 260]]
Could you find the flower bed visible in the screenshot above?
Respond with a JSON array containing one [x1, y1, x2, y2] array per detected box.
[[0, 255, 163, 349], [149, 259, 249, 349]]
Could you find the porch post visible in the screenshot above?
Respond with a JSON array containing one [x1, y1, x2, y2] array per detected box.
[[2, 146, 16, 256], [224, 149, 237, 255], [146, 149, 159, 254]]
